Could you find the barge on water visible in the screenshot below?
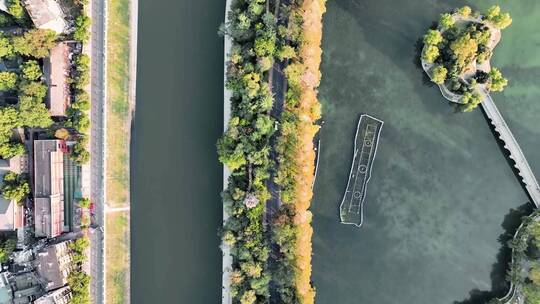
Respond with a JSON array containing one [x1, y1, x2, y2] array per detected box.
[[339, 114, 383, 227]]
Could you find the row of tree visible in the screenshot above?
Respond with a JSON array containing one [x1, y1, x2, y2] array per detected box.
[[0, 29, 56, 159], [218, 0, 278, 303], [68, 237, 91, 304]]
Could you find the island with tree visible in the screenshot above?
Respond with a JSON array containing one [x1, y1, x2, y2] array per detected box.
[[421, 5, 511, 112]]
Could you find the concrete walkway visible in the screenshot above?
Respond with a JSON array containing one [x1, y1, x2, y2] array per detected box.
[[480, 91, 540, 207]]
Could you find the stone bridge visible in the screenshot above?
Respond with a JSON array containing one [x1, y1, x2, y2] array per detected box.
[[480, 90, 540, 208]]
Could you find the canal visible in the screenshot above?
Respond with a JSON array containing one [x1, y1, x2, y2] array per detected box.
[[131, 0, 540, 303], [131, 0, 225, 303], [312, 0, 540, 304]]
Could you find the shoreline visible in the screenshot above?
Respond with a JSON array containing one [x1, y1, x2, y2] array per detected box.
[[222, 0, 232, 303]]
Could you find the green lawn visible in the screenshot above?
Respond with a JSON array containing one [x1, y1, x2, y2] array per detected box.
[[105, 0, 130, 302]]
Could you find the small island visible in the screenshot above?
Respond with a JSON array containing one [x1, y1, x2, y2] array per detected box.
[[421, 5, 512, 112]]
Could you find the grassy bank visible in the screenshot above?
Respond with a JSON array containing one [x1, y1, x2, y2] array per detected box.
[[106, 0, 131, 302]]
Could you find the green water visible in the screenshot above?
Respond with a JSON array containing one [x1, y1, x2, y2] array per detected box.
[[312, 1, 540, 304], [131, 0, 224, 302]]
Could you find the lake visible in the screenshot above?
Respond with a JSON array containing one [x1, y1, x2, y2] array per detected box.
[[312, 1, 540, 303]]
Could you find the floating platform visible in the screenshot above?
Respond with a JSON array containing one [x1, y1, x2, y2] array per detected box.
[[339, 114, 383, 227]]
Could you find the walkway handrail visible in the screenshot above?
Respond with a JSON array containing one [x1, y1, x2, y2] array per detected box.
[[480, 91, 540, 208]]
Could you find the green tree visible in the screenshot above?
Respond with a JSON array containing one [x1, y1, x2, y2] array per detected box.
[[523, 283, 540, 304], [254, 33, 276, 57], [449, 33, 478, 71], [12, 29, 57, 58], [421, 45, 439, 63], [20, 60, 42, 81], [68, 270, 91, 304], [277, 45, 296, 61], [18, 95, 53, 128], [73, 15, 91, 42], [439, 13, 455, 29], [0, 71, 17, 90], [78, 198, 91, 209], [217, 138, 247, 171], [0, 35, 14, 59], [18, 81, 47, 99], [423, 29, 443, 46], [54, 128, 70, 140], [70, 141, 90, 165], [1, 172, 30, 204], [7, 0, 24, 20], [240, 290, 257, 304], [485, 5, 512, 29], [489, 68, 508, 92], [457, 6, 472, 17], [431, 65, 447, 84], [0, 238, 16, 263], [0, 142, 25, 159]]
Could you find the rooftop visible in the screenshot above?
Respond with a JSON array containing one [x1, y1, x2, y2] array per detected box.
[[43, 42, 71, 117], [33, 241, 73, 292], [22, 0, 66, 34], [33, 286, 71, 304], [33, 140, 66, 238]]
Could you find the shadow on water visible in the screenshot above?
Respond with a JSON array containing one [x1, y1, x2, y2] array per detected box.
[[453, 203, 533, 304]]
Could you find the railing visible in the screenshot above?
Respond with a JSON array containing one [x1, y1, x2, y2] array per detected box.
[[480, 91, 540, 208]]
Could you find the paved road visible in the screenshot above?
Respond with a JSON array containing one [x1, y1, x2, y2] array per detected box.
[[89, 0, 106, 301]]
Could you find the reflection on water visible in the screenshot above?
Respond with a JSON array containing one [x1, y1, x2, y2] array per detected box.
[[312, 1, 540, 303]]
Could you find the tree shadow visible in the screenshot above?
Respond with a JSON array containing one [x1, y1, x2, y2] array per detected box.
[[453, 203, 533, 304]]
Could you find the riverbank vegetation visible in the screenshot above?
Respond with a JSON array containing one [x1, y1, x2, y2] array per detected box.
[[105, 0, 132, 301], [488, 211, 540, 304], [219, 0, 325, 303], [218, 1, 276, 302], [421, 5, 511, 111]]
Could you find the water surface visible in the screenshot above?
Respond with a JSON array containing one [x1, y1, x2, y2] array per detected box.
[[312, 1, 540, 303], [131, 0, 224, 302]]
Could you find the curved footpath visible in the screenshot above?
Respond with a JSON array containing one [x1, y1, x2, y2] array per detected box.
[[421, 14, 540, 208], [222, 0, 232, 303]]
